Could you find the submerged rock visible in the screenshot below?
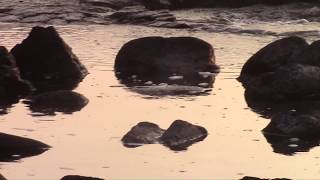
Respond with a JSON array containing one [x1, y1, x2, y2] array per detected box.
[[24, 90, 89, 115], [0, 46, 33, 104], [11, 26, 88, 92], [122, 120, 207, 150], [240, 177, 291, 180], [161, 120, 208, 150], [245, 93, 320, 155], [61, 175, 104, 180], [122, 122, 165, 147], [0, 132, 50, 162], [115, 36, 219, 77]]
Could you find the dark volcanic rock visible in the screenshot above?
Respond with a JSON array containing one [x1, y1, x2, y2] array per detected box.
[[61, 175, 104, 180], [115, 36, 218, 77], [122, 120, 208, 150], [238, 36, 308, 81], [11, 26, 88, 92], [238, 36, 320, 100], [24, 90, 89, 115], [0, 46, 33, 104], [245, 93, 320, 155], [122, 122, 165, 147], [263, 111, 320, 138], [161, 120, 208, 150], [0, 132, 49, 162]]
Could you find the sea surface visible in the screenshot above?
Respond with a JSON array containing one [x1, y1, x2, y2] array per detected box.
[[0, 2, 320, 179]]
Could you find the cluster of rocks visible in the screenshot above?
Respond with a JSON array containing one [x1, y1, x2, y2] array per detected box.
[[0, 26, 89, 164], [122, 120, 208, 150], [0, 26, 88, 115], [240, 36, 320, 155]]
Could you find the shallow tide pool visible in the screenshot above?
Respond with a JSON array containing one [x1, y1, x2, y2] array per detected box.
[[0, 23, 320, 179]]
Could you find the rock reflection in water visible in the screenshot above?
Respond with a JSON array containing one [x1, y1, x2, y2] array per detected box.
[[23, 90, 89, 116], [116, 73, 216, 97], [245, 91, 320, 155], [0, 132, 49, 162]]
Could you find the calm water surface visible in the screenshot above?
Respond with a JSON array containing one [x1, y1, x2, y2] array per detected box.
[[0, 23, 320, 179]]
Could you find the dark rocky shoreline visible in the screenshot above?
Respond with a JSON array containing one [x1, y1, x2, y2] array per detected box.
[[1, 0, 320, 36]]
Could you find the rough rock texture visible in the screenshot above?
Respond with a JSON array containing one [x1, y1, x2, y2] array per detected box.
[[263, 111, 320, 138], [80, 0, 140, 10], [61, 175, 104, 180], [142, 0, 320, 9], [109, 6, 190, 28], [238, 36, 320, 100], [122, 122, 165, 147], [238, 36, 308, 80], [115, 36, 218, 77], [0, 132, 50, 162], [11, 26, 88, 92], [24, 90, 89, 115], [0, 46, 33, 103], [161, 120, 208, 150], [122, 120, 208, 150]]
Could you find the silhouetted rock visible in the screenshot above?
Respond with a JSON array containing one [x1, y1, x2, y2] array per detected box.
[[24, 90, 89, 115], [61, 175, 104, 180], [239, 36, 308, 81], [240, 177, 291, 180], [0, 174, 6, 180], [122, 122, 165, 147], [161, 120, 208, 150], [0, 132, 50, 162], [238, 37, 320, 100], [263, 111, 320, 138], [122, 120, 208, 150], [245, 93, 320, 155], [115, 36, 219, 77], [11, 26, 88, 92], [0, 46, 33, 104]]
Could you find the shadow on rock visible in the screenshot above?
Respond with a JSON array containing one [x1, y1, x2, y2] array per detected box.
[[0, 132, 50, 162], [122, 120, 207, 151], [11, 26, 88, 93], [115, 36, 218, 97], [245, 91, 320, 155], [23, 90, 89, 116], [61, 175, 104, 180]]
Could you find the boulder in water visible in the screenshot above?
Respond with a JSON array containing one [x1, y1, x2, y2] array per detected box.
[[115, 36, 219, 77], [0, 46, 33, 104], [11, 26, 88, 92], [0, 132, 50, 162]]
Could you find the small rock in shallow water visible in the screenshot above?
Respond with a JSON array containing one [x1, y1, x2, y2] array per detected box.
[[61, 175, 104, 180], [122, 120, 208, 150], [161, 120, 208, 150], [122, 122, 165, 147]]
